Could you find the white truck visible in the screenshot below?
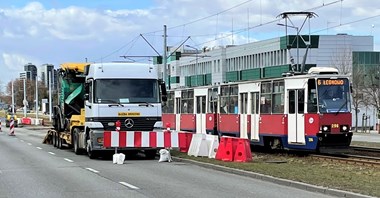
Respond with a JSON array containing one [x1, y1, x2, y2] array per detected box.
[[45, 62, 167, 159]]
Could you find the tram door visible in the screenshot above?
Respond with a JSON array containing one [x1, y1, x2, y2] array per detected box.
[[239, 92, 248, 139], [287, 89, 306, 144], [195, 88, 207, 134], [239, 83, 260, 140], [175, 90, 181, 131], [250, 92, 260, 141]]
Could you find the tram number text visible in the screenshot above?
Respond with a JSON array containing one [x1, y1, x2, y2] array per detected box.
[[331, 124, 340, 128]]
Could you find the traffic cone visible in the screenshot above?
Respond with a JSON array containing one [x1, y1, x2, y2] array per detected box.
[[233, 138, 252, 162], [8, 119, 15, 136]]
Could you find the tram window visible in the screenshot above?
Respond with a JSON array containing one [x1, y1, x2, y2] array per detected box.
[[229, 96, 238, 114], [162, 92, 174, 113], [196, 96, 206, 113], [260, 95, 271, 114], [208, 88, 218, 113], [251, 92, 259, 114], [260, 82, 272, 114], [272, 81, 284, 114], [240, 93, 248, 114], [181, 90, 194, 114], [307, 79, 317, 113], [298, 90, 305, 114], [220, 86, 229, 114], [289, 90, 295, 114]]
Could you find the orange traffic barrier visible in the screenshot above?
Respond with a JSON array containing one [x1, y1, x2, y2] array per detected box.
[[233, 138, 252, 162], [215, 136, 238, 162], [179, 132, 193, 153], [22, 117, 31, 125], [215, 136, 226, 160]]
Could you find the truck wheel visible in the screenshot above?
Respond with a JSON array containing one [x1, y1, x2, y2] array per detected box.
[[87, 144, 98, 159], [73, 128, 82, 155]]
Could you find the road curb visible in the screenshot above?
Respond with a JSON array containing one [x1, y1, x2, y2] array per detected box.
[[172, 157, 375, 198]]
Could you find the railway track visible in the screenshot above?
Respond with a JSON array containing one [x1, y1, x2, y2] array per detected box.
[[311, 153, 380, 167]]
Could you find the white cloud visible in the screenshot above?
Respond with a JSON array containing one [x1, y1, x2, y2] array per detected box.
[[0, 0, 379, 85], [2, 53, 39, 71]]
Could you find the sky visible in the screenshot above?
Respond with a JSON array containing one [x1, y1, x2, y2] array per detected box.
[[1, 0, 380, 93]]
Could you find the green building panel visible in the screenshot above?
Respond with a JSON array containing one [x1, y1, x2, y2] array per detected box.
[[169, 76, 179, 84], [241, 68, 261, 81], [280, 35, 319, 50], [153, 56, 162, 64], [262, 65, 291, 78], [353, 52, 380, 65], [185, 76, 192, 87], [205, 74, 212, 85], [190, 76, 197, 86], [226, 71, 239, 82], [168, 52, 181, 62]]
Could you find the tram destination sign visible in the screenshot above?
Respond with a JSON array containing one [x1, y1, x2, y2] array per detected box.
[[317, 79, 346, 86]]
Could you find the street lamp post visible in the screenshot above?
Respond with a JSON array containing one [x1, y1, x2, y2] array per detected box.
[[185, 45, 199, 85], [35, 76, 39, 125], [23, 79, 27, 118], [49, 71, 52, 122]]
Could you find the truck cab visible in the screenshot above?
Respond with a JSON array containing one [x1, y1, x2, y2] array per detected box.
[[68, 62, 167, 158]]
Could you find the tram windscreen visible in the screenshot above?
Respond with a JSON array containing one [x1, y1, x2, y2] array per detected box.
[[317, 78, 351, 113]]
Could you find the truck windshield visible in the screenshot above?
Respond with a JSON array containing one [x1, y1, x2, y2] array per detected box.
[[317, 78, 351, 113], [94, 79, 160, 104]]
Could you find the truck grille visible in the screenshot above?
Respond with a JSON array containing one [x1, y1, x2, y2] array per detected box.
[[88, 117, 161, 131]]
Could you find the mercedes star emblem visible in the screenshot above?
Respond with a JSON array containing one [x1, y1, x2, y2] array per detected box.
[[124, 118, 134, 128]]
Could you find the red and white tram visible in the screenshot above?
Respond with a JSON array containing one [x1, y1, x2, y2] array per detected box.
[[162, 67, 352, 151]]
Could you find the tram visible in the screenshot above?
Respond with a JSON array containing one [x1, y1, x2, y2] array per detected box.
[[162, 67, 352, 151]]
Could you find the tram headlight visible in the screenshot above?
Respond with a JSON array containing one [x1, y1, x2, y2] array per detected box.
[[340, 125, 349, 132], [321, 125, 331, 132]]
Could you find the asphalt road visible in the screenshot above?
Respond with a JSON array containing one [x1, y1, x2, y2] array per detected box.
[[0, 126, 338, 198]]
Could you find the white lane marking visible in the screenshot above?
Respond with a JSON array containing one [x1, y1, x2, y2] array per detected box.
[[48, 152, 55, 155], [36, 147, 42, 150], [64, 158, 74, 163], [20, 140, 24, 142], [27, 143, 32, 146], [119, 182, 140, 190], [85, 168, 99, 173]]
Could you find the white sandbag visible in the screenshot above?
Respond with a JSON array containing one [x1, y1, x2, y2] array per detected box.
[[113, 153, 125, 164], [158, 149, 172, 163]]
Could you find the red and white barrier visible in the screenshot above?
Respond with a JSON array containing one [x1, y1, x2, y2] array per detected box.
[[103, 131, 192, 149], [0, 120, 2, 132], [9, 119, 15, 136]]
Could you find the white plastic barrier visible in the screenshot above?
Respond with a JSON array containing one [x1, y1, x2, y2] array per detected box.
[[206, 135, 219, 159], [187, 134, 209, 157], [187, 134, 219, 158]]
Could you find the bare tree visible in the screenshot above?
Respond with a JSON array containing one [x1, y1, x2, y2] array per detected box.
[[351, 64, 367, 132], [330, 45, 352, 75], [361, 65, 380, 124], [6, 79, 48, 109]]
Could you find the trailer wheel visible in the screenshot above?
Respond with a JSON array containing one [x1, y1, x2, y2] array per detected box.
[[73, 128, 82, 155], [57, 134, 62, 149], [52, 132, 57, 147]]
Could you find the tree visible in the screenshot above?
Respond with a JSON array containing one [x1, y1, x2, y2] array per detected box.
[[351, 64, 367, 132], [361, 65, 380, 121], [5, 79, 49, 110]]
